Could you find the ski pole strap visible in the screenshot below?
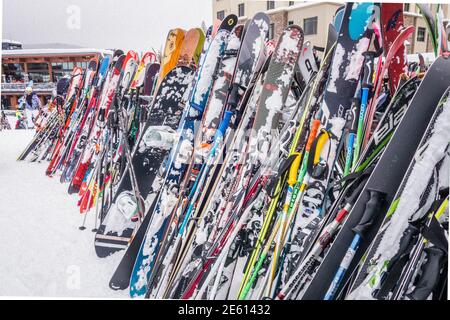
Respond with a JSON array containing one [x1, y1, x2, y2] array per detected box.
[[420, 196, 449, 254], [406, 246, 446, 300], [374, 224, 420, 299], [421, 216, 448, 253], [323, 162, 374, 206]]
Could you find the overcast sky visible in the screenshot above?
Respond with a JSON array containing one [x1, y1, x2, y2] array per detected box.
[[2, 0, 212, 52]]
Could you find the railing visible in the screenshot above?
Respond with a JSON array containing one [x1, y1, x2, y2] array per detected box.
[[1, 82, 55, 93]]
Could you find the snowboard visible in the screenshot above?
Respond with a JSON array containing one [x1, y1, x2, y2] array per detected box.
[[94, 65, 194, 258]]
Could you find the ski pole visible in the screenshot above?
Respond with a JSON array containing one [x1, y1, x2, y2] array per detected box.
[[265, 120, 327, 295], [276, 177, 369, 300], [266, 152, 302, 297], [177, 110, 232, 234], [324, 188, 384, 300], [239, 153, 301, 300], [296, 118, 321, 193], [152, 111, 233, 298], [352, 52, 375, 170], [343, 97, 360, 176], [92, 162, 102, 232], [392, 197, 448, 300]]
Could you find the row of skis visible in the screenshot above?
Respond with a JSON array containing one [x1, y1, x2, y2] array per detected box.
[[19, 3, 450, 300]]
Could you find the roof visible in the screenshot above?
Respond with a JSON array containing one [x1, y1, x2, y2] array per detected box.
[[407, 52, 436, 65], [2, 48, 113, 58], [266, 1, 343, 15], [2, 39, 23, 45], [237, 1, 343, 22], [23, 42, 84, 49]]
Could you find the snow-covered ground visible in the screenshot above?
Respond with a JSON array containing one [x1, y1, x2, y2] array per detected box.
[[0, 130, 127, 298]]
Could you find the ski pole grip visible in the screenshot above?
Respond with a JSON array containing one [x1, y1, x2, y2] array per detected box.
[[216, 110, 233, 138], [349, 98, 360, 132], [352, 189, 384, 238], [315, 132, 330, 165], [288, 153, 301, 186], [362, 52, 375, 88], [407, 247, 445, 300], [360, 87, 369, 106], [227, 83, 240, 109], [191, 101, 205, 113], [306, 119, 321, 151]]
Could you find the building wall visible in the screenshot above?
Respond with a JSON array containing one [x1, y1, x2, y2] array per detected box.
[[213, 1, 342, 48], [213, 0, 291, 20], [287, 3, 340, 48], [268, 10, 288, 40], [412, 14, 429, 54], [212, 1, 449, 54]]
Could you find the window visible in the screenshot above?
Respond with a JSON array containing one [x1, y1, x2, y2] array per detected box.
[[1, 95, 12, 110], [27, 63, 50, 83], [267, 1, 275, 10], [289, 1, 295, 6], [268, 23, 275, 40], [52, 62, 75, 82], [2, 63, 25, 82], [417, 27, 426, 42], [304, 17, 318, 35], [238, 3, 244, 17], [78, 61, 88, 69], [288, 20, 294, 25], [404, 3, 410, 12], [217, 10, 225, 20]]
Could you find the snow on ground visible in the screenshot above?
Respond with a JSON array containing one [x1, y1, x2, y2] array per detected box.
[[0, 130, 127, 298]]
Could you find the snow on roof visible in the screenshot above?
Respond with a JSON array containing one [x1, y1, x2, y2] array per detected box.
[[2, 48, 113, 58], [265, 1, 343, 15], [2, 39, 23, 45], [407, 52, 436, 65], [404, 11, 422, 18]]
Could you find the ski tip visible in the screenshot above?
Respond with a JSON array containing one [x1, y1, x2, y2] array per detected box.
[[219, 14, 238, 32], [109, 280, 129, 291]]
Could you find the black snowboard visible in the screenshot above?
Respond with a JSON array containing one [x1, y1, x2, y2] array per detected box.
[[94, 66, 194, 258]]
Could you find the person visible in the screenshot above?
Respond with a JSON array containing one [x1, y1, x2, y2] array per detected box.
[[15, 109, 26, 129], [1, 110, 11, 130], [18, 86, 42, 129]]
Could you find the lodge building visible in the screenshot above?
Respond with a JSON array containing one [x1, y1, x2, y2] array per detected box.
[[1, 48, 111, 109]]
